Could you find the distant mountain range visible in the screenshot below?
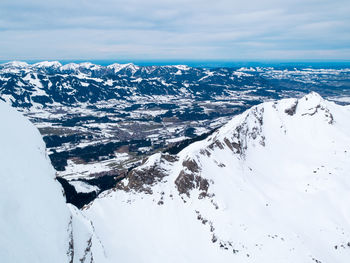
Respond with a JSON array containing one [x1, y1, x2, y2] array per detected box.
[[1, 61, 349, 109]]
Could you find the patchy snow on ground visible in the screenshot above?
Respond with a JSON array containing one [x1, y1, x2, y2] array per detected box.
[[59, 159, 114, 179], [69, 181, 100, 193], [59, 153, 130, 180]]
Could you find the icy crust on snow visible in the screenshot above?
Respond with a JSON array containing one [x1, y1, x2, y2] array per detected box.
[[85, 93, 350, 263], [0, 101, 104, 263]]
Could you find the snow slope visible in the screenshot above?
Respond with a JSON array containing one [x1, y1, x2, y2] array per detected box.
[[0, 101, 105, 263], [85, 92, 350, 263]]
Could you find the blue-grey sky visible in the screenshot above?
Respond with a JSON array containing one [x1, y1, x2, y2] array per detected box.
[[0, 0, 349, 61]]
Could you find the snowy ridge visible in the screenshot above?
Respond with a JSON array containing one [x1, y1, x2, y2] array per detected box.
[[0, 101, 105, 263], [33, 61, 62, 69], [85, 93, 350, 263], [0, 60, 180, 74], [0, 60, 349, 112], [107, 63, 139, 74]]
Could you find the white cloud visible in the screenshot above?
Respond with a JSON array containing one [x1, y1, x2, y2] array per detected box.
[[0, 0, 349, 60]]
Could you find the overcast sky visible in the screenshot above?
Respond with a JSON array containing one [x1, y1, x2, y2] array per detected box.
[[0, 0, 349, 61]]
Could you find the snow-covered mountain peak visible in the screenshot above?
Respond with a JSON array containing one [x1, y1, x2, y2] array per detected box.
[[0, 61, 30, 73], [85, 93, 350, 262], [301, 90, 323, 101], [107, 62, 139, 73], [79, 62, 94, 68], [33, 60, 62, 69], [290, 91, 323, 110], [154, 92, 331, 164], [2, 61, 29, 68], [106, 63, 126, 72], [78, 62, 102, 70], [60, 62, 80, 71]]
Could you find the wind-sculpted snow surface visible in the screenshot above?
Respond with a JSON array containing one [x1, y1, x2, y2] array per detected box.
[[0, 101, 105, 263], [85, 93, 350, 263]]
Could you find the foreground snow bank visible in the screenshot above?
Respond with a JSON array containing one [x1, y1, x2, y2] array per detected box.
[[0, 101, 104, 262]]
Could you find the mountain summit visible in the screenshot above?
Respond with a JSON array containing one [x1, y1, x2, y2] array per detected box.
[[84, 92, 350, 263]]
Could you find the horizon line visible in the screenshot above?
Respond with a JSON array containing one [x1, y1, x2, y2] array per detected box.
[[1, 59, 350, 68]]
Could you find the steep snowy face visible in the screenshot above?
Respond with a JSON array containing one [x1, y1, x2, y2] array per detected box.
[[85, 93, 350, 263], [0, 101, 104, 263]]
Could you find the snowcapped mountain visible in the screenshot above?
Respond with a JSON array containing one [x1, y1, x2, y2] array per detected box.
[[0, 60, 348, 110], [0, 101, 105, 263], [32, 61, 62, 70], [107, 62, 139, 74], [83, 93, 350, 263]]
